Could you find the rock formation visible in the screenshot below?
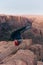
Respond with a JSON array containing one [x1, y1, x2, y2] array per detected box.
[[0, 15, 43, 65]]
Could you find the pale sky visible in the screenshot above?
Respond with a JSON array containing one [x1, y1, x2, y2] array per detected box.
[[0, 0, 43, 15]]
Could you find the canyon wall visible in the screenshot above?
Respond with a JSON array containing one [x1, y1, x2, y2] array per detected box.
[[0, 15, 43, 42], [0, 15, 32, 40]]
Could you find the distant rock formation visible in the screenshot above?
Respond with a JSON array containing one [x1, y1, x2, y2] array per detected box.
[[0, 15, 43, 42], [0, 15, 32, 40]]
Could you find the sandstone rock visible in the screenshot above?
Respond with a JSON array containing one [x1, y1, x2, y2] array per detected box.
[[37, 61, 43, 65], [29, 44, 43, 61], [0, 41, 8, 46], [0, 39, 32, 63], [0, 59, 27, 65], [18, 39, 32, 49], [0, 41, 18, 62], [7, 59, 27, 65], [0, 15, 32, 40], [7, 50, 37, 65], [32, 18, 43, 37]]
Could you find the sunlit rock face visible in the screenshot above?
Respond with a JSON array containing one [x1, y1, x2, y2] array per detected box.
[[0, 40, 43, 65], [4, 49, 37, 65], [2, 59, 27, 65], [32, 19, 43, 36], [37, 61, 43, 65], [29, 44, 43, 61]]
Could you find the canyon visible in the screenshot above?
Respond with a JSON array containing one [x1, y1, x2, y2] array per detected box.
[[0, 15, 43, 65]]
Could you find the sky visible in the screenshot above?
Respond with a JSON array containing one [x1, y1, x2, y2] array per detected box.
[[0, 0, 43, 15]]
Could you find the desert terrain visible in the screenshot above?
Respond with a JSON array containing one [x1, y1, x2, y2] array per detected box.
[[0, 15, 43, 65]]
